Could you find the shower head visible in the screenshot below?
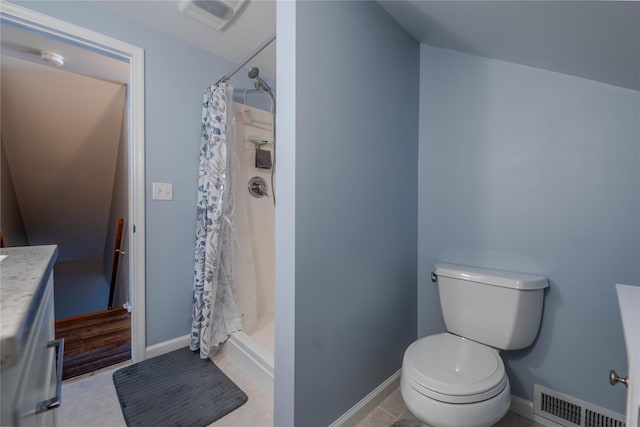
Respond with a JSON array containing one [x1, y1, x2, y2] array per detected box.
[[248, 66, 260, 79], [248, 66, 275, 103]]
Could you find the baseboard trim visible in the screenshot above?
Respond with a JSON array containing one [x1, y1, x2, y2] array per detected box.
[[145, 334, 190, 359], [220, 331, 274, 394], [329, 370, 401, 427], [510, 395, 563, 427], [510, 395, 534, 419]]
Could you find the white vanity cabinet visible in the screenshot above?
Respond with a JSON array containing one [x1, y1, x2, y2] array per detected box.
[[0, 246, 61, 426]]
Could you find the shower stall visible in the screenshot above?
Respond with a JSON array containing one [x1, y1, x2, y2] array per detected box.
[[223, 100, 275, 392], [192, 32, 277, 393]]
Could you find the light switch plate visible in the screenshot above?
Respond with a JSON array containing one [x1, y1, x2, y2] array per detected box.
[[152, 182, 173, 200]]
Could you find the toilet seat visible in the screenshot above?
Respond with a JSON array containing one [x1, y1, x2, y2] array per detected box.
[[403, 333, 507, 404]]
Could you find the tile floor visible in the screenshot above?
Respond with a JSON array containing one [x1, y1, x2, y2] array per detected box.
[[58, 354, 541, 427], [57, 350, 273, 427], [355, 387, 545, 427]]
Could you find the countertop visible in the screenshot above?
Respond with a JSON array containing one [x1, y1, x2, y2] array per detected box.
[[0, 245, 58, 370]]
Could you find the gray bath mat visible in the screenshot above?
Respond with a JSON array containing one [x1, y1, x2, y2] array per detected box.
[[113, 347, 247, 427]]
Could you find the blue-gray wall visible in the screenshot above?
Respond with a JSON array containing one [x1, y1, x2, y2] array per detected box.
[[284, 2, 419, 425], [418, 44, 640, 414], [17, 1, 638, 421], [17, 1, 262, 346]]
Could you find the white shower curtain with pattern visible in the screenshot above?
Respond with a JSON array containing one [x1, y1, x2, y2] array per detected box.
[[190, 82, 242, 359]]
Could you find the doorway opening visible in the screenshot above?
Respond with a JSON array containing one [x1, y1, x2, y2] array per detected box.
[[0, 3, 146, 378]]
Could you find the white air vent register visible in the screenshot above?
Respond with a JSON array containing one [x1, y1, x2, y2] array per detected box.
[[534, 385, 626, 427]]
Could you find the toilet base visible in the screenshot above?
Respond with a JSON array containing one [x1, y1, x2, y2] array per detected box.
[[400, 374, 511, 427]]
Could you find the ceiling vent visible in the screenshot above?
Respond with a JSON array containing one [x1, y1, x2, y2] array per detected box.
[[179, 0, 247, 31]]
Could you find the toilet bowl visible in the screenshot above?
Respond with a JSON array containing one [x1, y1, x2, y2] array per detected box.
[[401, 333, 511, 427], [401, 263, 548, 427]]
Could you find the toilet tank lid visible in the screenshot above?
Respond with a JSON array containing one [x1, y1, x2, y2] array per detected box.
[[435, 263, 549, 290]]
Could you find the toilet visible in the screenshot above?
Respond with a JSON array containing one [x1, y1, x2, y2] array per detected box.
[[401, 263, 548, 427]]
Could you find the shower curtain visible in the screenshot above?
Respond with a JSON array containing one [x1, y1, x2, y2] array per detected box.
[[190, 82, 242, 359]]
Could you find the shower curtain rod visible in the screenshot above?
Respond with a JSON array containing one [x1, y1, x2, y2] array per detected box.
[[215, 32, 276, 85]]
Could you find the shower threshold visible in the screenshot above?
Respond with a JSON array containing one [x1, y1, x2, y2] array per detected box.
[[221, 330, 274, 394]]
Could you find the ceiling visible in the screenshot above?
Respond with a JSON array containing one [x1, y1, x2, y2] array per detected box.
[[95, 0, 277, 79], [380, 1, 640, 91], [1, 23, 130, 84], [96, 1, 638, 91]]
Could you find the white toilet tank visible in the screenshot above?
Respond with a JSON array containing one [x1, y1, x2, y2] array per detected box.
[[435, 263, 549, 350]]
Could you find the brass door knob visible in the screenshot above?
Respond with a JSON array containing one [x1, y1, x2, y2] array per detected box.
[[609, 370, 628, 388]]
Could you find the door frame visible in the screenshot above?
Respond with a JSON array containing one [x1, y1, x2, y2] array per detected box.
[[0, 3, 147, 362]]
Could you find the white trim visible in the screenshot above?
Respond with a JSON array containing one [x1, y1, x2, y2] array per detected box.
[[510, 395, 534, 420], [128, 34, 146, 364], [510, 395, 564, 427], [145, 335, 190, 359], [329, 370, 401, 427], [1, 2, 138, 60], [274, 1, 296, 425], [1, 2, 147, 362], [222, 331, 274, 394]]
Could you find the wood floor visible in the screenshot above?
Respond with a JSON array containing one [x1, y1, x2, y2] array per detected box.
[[55, 307, 131, 380]]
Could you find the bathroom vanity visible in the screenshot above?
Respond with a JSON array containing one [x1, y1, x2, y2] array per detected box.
[[0, 245, 60, 426]]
